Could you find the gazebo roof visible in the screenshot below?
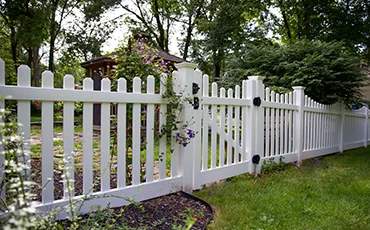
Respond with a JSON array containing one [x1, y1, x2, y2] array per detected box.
[[80, 47, 186, 69]]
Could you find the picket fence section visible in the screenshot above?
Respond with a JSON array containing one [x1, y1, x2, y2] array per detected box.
[[0, 58, 369, 218]]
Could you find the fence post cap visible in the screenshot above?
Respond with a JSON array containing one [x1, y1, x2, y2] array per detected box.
[[292, 86, 306, 90], [175, 62, 198, 70], [248, 76, 265, 81]]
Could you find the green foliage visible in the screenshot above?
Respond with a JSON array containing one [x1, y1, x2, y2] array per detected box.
[[224, 40, 367, 105], [113, 39, 169, 92], [261, 156, 286, 174], [0, 107, 37, 229], [272, 0, 370, 61]]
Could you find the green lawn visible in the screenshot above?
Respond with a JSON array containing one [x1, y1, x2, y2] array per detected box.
[[194, 147, 370, 229]]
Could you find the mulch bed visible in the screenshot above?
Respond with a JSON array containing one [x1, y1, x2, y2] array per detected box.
[[30, 158, 213, 229]]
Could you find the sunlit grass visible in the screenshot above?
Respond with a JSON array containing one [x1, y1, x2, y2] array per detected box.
[[194, 147, 370, 229]]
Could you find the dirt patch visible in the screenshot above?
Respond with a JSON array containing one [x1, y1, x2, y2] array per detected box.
[[30, 159, 213, 229]]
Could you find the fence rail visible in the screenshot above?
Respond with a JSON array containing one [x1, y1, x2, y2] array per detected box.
[[0, 58, 369, 218]]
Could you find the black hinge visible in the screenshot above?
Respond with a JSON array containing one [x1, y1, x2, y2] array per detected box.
[[193, 97, 200, 109], [253, 97, 261, 106], [192, 83, 200, 94]]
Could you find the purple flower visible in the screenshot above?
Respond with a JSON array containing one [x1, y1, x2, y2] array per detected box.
[[182, 142, 188, 147], [187, 129, 195, 138], [145, 55, 152, 63], [160, 61, 167, 67], [176, 132, 180, 143], [136, 43, 143, 51]]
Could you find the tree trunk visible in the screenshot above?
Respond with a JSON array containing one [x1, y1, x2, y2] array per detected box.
[[49, 35, 55, 72], [10, 27, 19, 72], [278, 0, 292, 40], [153, 0, 166, 50], [33, 47, 40, 87], [49, 11, 56, 72], [212, 49, 223, 82], [27, 48, 32, 67], [182, 16, 193, 60]]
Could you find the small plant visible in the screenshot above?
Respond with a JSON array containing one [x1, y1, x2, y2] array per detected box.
[[261, 156, 286, 174], [0, 107, 38, 229], [172, 208, 200, 230]]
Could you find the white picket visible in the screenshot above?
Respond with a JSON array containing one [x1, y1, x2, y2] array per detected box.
[[265, 88, 270, 157], [227, 89, 233, 165], [83, 78, 94, 194], [279, 94, 284, 154], [234, 85, 241, 162], [146, 76, 155, 183], [132, 77, 141, 185], [275, 93, 280, 155], [202, 75, 209, 170], [159, 74, 167, 179], [17, 65, 31, 177], [288, 92, 293, 153], [284, 94, 288, 154], [241, 80, 247, 161], [270, 91, 275, 156], [117, 78, 127, 188], [211, 83, 218, 168], [219, 88, 226, 167], [63, 75, 75, 199], [100, 78, 111, 191], [41, 71, 54, 204], [170, 136, 178, 177]]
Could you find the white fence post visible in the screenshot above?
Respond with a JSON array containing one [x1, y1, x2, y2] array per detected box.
[[364, 106, 368, 148], [247, 76, 265, 174], [245, 79, 256, 174], [192, 69, 202, 190], [293, 86, 305, 166], [174, 62, 198, 192], [339, 104, 345, 153], [0, 58, 5, 200]]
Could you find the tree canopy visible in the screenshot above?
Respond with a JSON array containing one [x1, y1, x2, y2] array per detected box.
[[0, 0, 369, 104], [223, 40, 367, 105]]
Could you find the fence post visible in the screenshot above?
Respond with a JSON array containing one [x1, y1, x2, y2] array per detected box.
[[293, 86, 305, 166], [245, 76, 264, 174], [248, 76, 265, 174], [364, 105, 368, 148], [245, 78, 256, 174], [0, 59, 5, 199], [339, 104, 345, 153], [192, 69, 203, 190], [174, 62, 198, 192]]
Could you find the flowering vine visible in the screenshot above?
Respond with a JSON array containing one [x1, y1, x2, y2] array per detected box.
[[114, 37, 197, 148]]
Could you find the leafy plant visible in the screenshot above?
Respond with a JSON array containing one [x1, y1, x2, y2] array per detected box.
[[0, 106, 37, 229], [261, 156, 286, 174], [223, 40, 367, 105]]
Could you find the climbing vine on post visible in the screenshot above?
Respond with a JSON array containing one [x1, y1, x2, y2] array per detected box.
[[113, 37, 197, 150]]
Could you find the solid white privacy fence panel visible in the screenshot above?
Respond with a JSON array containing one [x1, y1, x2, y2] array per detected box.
[[0, 58, 369, 218]]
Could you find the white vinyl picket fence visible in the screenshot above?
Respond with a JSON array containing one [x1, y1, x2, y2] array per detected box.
[[0, 59, 369, 218]]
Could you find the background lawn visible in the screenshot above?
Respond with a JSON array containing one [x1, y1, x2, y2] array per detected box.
[[194, 147, 370, 229]]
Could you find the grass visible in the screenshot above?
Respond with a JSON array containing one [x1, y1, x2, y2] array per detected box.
[[194, 147, 370, 229], [31, 115, 83, 122]]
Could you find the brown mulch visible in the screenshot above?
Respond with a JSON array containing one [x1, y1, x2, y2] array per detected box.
[[30, 158, 213, 230]]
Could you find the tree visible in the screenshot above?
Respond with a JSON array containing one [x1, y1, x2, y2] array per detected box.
[[223, 40, 367, 105], [272, 0, 370, 61], [194, 0, 268, 81], [0, 0, 49, 86]]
